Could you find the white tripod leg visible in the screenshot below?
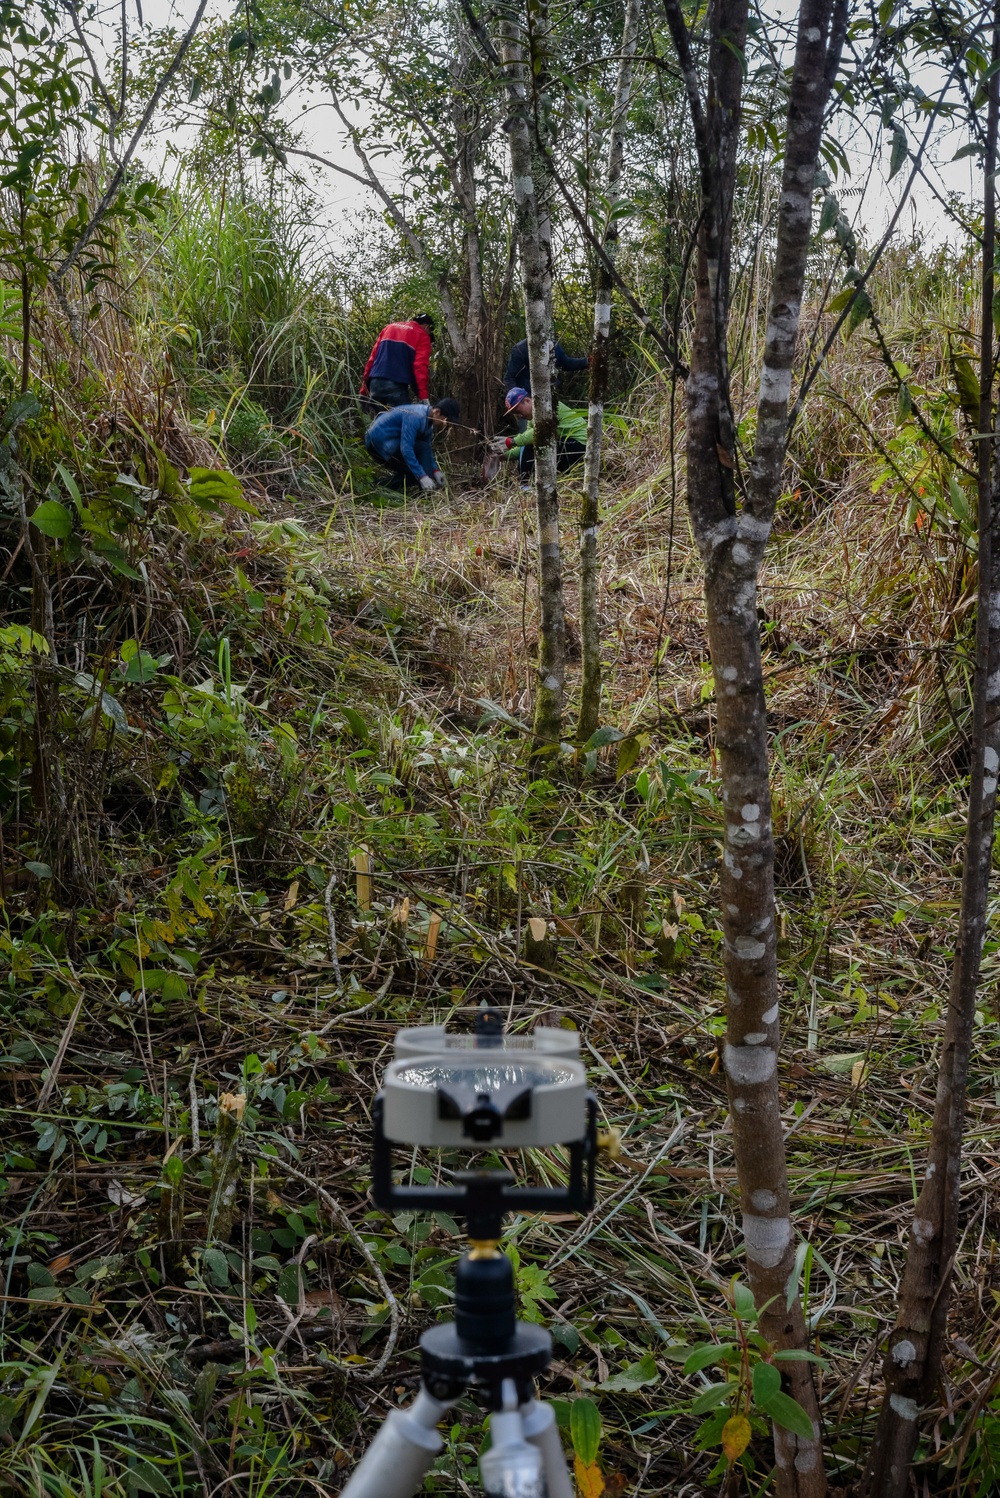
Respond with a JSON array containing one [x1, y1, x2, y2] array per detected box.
[[521, 1397, 574, 1498], [340, 1386, 454, 1498]]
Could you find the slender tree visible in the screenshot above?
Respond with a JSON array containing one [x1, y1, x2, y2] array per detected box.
[[576, 0, 641, 744], [499, 0, 565, 752], [863, 11, 1000, 1494], [662, 0, 846, 1489]]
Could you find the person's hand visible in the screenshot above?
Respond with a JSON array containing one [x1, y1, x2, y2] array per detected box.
[[488, 437, 509, 454], [418, 474, 436, 492], [432, 469, 446, 489]]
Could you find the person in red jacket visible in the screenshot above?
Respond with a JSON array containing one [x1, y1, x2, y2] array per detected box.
[[360, 313, 434, 408]]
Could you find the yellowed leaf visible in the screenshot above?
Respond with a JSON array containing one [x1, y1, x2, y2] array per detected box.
[[722, 1413, 751, 1462], [851, 1059, 866, 1088], [283, 879, 299, 912], [574, 1456, 605, 1498]]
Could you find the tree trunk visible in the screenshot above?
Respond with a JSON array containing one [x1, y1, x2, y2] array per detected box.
[[576, 0, 640, 744], [663, 0, 846, 1489], [499, 0, 564, 752], [862, 16, 1000, 1496]]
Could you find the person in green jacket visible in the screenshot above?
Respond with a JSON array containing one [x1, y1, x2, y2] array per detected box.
[[492, 386, 586, 482]]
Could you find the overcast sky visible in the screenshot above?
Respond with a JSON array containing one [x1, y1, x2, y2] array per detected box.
[[93, 0, 984, 255]]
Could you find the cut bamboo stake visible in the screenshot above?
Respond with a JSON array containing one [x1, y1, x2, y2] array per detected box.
[[354, 849, 372, 910], [424, 910, 442, 963], [36, 991, 84, 1112]]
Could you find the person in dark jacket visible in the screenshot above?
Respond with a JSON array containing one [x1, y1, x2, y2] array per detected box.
[[502, 338, 589, 394], [365, 398, 459, 491], [360, 313, 435, 408]]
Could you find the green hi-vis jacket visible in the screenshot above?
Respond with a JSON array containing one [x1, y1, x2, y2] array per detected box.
[[508, 402, 588, 449]]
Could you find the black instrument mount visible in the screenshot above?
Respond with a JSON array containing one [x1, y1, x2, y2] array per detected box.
[[371, 1036, 597, 1409]]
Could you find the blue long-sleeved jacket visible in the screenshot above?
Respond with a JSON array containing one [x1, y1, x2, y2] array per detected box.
[[365, 404, 436, 480]]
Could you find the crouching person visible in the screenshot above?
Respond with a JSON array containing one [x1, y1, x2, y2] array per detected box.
[[365, 398, 459, 492], [492, 387, 586, 483]]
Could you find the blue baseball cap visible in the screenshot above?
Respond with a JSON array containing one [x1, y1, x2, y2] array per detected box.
[[505, 386, 529, 411]]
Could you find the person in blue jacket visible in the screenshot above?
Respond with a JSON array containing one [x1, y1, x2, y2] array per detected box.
[[365, 398, 460, 491]]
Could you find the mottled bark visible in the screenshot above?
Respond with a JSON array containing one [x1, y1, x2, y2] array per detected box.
[[576, 0, 640, 744], [500, 0, 563, 751], [663, 0, 846, 1490], [863, 16, 1000, 1496]]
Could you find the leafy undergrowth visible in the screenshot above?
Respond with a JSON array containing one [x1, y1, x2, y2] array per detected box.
[[2, 329, 1000, 1497]]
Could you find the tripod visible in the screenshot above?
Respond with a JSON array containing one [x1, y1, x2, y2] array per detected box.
[[340, 1011, 596, 1497], [340, 1236, 573, 1498]]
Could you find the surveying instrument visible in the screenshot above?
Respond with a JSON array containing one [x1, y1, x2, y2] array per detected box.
[[340, 1007, 597, 1498]]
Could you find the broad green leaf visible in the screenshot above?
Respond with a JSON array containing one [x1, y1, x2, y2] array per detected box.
[[751, 1361, 781, 1406], [600, 1352, 659, 1392], [188, 466, 258, 514], [585, 725, 624, 749], [690, 1382, 733, 1415], [570, 1397, 601, 1466], [773, 1349, 829, 1366], [24, 861, 52, 879], [30, 499, 73, 538], [889, 127, 908, 179], [0, 391, 41, 434], [848, 288, 873, 334], [818, 194, 838, 235], [761, 1389, 815, 1440], [827, 286, 856, 316], [343, 707, 369, 740], [731, 1280, 756, 1319], [683, 1342, 735, 1375], [616, 736, 642, 778], [202, 1247, 229, 1288]]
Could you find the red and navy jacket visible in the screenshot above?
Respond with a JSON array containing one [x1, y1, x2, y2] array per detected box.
[[360, 320, 432, 400]]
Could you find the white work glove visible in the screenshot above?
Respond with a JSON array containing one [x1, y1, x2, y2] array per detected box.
[[488, 437, 509, 455], [432, 469, 446, 489], [418, 474, 436, 492]]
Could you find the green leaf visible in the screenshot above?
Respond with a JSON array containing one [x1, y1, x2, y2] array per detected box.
[[616, 736, 642, 778], [683, 1342, 735, 1375], [342, 707, 369, 741], [827, 286, 856, 315], [773, 1349, 829, 1366], [952, 142, 980, 161], [600, 1352, 659, 1392], [202, 1247, 230, 1288], [188, 74, 203, 103], [752, 1361, 781, 1406], [818, 194, 838, 235], [761, 1389, 815, 1439], [570, 1397, 601, 1466], [584, 725, 624, 749], [161, 972, 189, 1002], [30, 500, 73, 538], [950, 351, 981, 426], [0, 392, 41, 435], [24, 861, 52, 879], [732, 1280, 757, 1319], [889, 127, 908, 179], [690, 1382, 733, 1415], [848, 288, 873, 334], [188, 466, 258, 514]]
